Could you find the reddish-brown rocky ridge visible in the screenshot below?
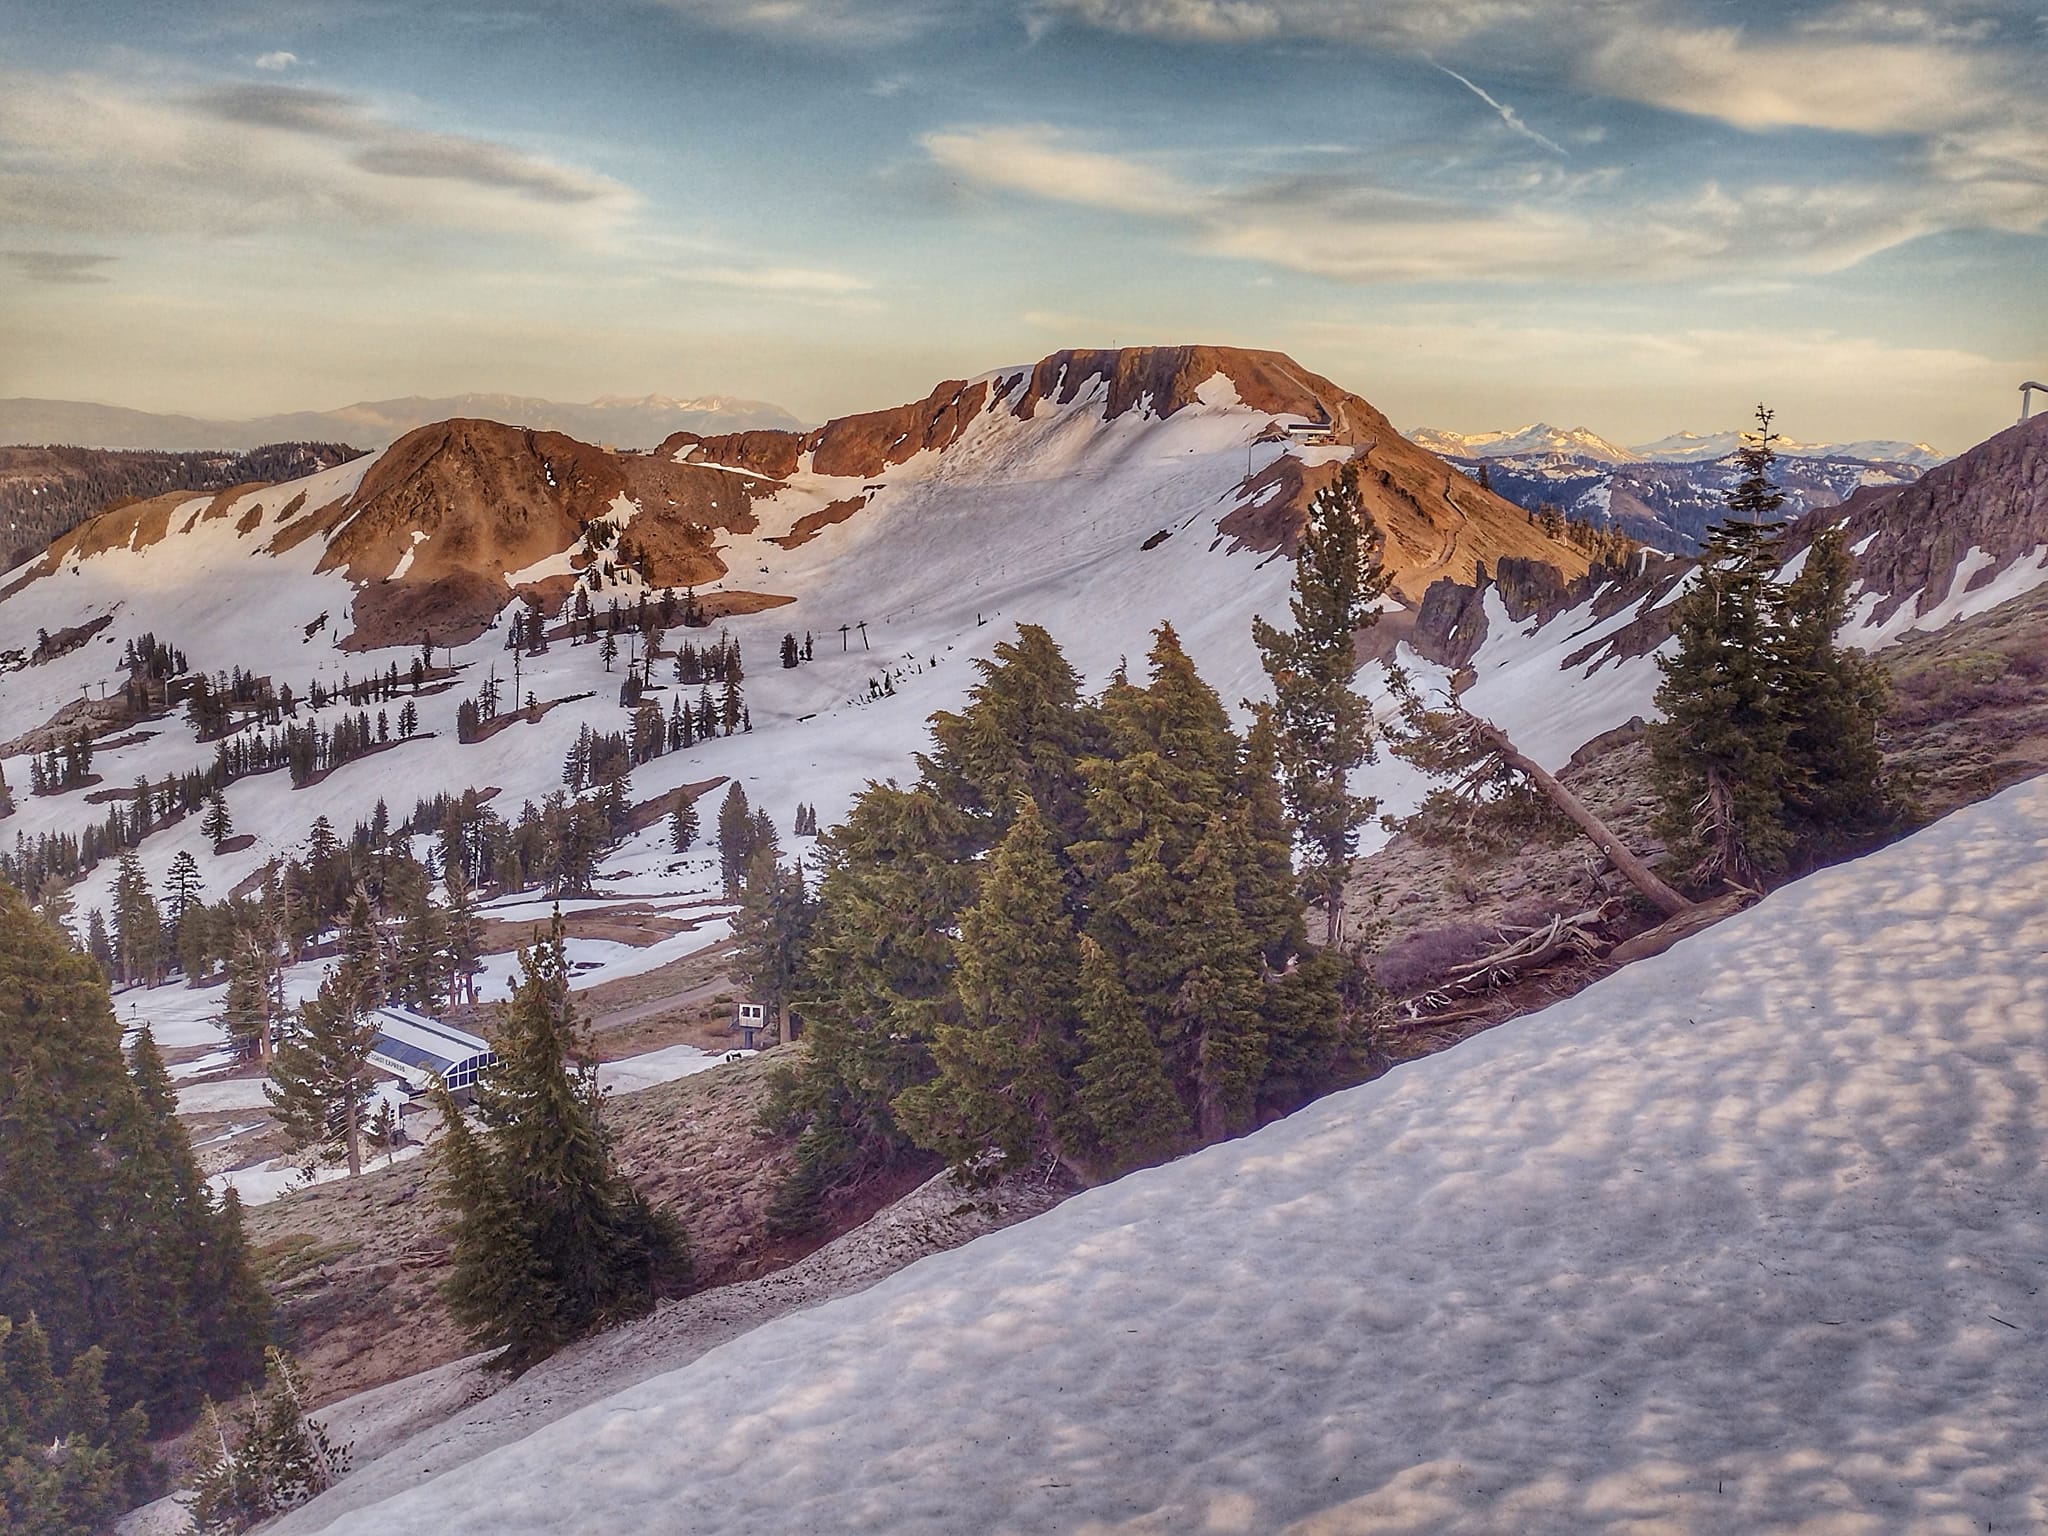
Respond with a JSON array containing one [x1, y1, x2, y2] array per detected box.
[[663, 377, 993, 482], [669, 345, 1595, 600], [1002, 345, 1367, 429], [318, 420, 777, 649], [1216, 423, 1596, 600], [665, 346, 1365, 487]]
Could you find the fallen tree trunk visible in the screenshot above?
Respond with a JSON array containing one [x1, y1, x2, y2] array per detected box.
[[1469, 719, 1695, 919], [1605, 891, 1746, 967]]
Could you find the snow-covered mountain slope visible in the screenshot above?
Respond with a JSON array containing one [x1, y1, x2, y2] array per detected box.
[[278, 771, 2048, 1536], [2, 357, 2041, 943], [0, 347, 1597, 921], [1408, 421, 1637, 465], [0, 392, 802, 453]]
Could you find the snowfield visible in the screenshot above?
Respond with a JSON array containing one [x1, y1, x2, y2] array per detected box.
[[284, 774, 2048, 1535]]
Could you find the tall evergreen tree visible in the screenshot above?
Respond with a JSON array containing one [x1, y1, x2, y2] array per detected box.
[[201, 789, 234, 853], [1775, 526, 1900, 853], [730, 847, 814, 1042], [1073, 935, 1189, 1174], [0, 882, 266, 1434], [922, 624, 1095, 848], [1252, 461, 1390, 942], [392, 877, 449, 1014], [894, 799, 1086, 1176], [774, 785, 978, 1225], [266, 897, 380, 1176], [716, 782, 754, 892], [442, 867, 484, 1006], [0, 1315, 154, 1534], [111, 852, 163, 986], [669, 794, 700, 853], [1650, 407, 1796, 890], [438, 916, 683, 1369]]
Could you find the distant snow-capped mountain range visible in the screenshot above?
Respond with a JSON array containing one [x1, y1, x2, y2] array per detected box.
[[1406, 421, 1948, 554], [1410, 421, 1946, 470]]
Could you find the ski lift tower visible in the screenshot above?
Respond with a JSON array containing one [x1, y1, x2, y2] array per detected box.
[[2023, 381, 2047, 423]]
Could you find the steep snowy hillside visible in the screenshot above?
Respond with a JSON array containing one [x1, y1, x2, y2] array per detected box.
[[0, 346, 1590, 933], [279, 773, 2048, 1535]]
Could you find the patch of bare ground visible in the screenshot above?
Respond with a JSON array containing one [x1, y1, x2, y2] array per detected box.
[[463, 691, 589, 744], [0, 690, 156, 759], [238, 1043, 875, 1412], [694, 589, 794, 620], [472, 902, 704, 960], [1880, 581, 2048, 818], [1346, 582, 2048, 1066]]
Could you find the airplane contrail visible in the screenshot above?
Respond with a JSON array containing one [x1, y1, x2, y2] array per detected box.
[[1427, 60, 1568, 157]]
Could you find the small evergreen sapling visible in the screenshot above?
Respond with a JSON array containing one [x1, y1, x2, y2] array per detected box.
[[188, 1350, 350, 1534]]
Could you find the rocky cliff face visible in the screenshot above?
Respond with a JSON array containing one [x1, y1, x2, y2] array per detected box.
[[1404, 415, 2048, 683], [1798, 415, 2048, 629]]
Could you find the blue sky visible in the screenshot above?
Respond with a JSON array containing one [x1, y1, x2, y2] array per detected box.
[[1, 0, 2042, 449]]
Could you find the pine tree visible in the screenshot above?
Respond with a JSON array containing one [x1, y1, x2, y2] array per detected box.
[[187, 1349, 349, 1533], [393, 878, 448, 1014], [0, 883, 265, 1433], [1252, 460, 1390, 942], [669, 796, 700, 854], [128, 1030, 268, 1409], [0, 1315, 154, 1535], [922, 623, 1094, 848], [894, 798, 1086, 1176], [165, 850, 204, 925], [112, 852, 163, 986], [443, 867, 483, 1006], [437, 916, 683, 1369], [730, 847, 814, 1042], [201, 789, 234, 852], [266, 897, 380, 1176], [716, 782, 753, 892], [1650, 407, 1796, 890], [1775, 526, 1900, 854], [773, 785, 977, 1227], [1073, 936, 1188, 1174]]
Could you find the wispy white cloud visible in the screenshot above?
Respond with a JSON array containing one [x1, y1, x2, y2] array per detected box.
[[0, 72, 640, 246], [252, 50, 300, 70], [923, 124, 1193, 217], [1027, 0, 1542, 49], [1424, 60, 1567, 156], [921, 119, 2047, 285], [683, 264, 871, 293], [1583, 24, 1986, 134]]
